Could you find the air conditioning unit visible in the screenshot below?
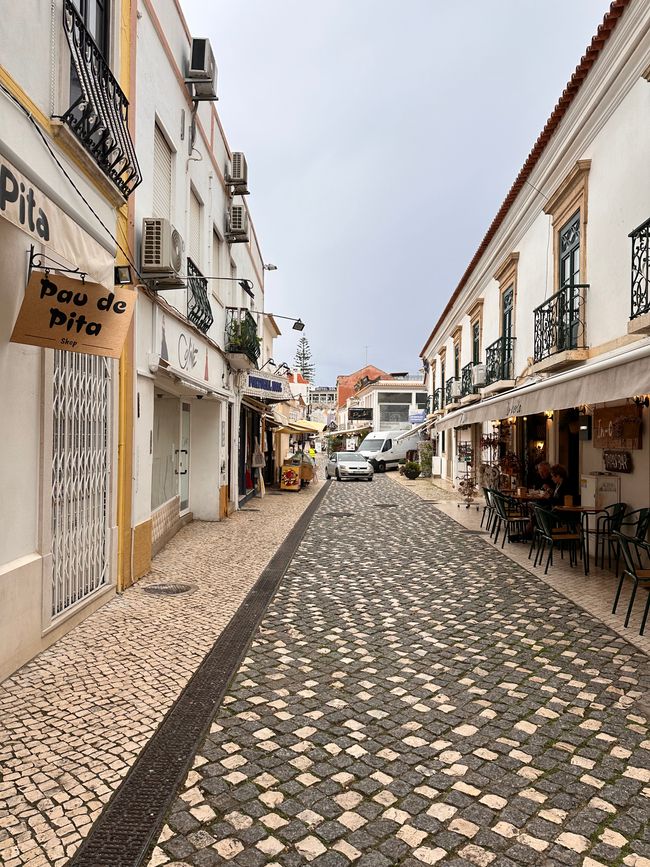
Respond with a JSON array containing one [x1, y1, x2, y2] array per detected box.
[[226, 205, 249, 243], [187, 37, 217, 100], [450, 379, 462, 399], [226, 152, 249, 194], [472, 364, 487, 387], [141, 218, 184, 281]]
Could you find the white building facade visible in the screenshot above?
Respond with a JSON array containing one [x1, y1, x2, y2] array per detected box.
[[0, 0, 140, 678], [422, 0, 650, 508], [131, 0, 276, 573], [354, 378, 427, 432]]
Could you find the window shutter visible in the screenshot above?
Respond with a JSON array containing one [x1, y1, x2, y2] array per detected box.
[[189, 191, 201, 265], [152, 125, 172, 221]]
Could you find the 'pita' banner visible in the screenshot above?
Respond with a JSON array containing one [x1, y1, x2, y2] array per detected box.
[[11, 270, 135, 358]]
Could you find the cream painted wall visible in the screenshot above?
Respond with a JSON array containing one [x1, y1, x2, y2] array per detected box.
[[0, 223, 41, 564]]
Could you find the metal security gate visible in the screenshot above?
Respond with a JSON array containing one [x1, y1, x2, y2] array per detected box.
[[51, 351, 111, 617]]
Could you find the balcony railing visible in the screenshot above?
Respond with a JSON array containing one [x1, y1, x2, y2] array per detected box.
[[187, 259, 213, 334], [533, 284, 587, 363], [433, 388, 443, 411], [630, 217, 650, 320], [485, 336, 516, 385], [461, 363, 476, 397], [445, 377, 461, 405], [60, 0, 142, 198], [225, 307, 260, 365]]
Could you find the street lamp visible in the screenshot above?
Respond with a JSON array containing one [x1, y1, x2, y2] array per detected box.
[[253, 310, 305, 331]]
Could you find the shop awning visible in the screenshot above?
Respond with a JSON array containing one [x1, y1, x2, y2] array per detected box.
[[324, 425, 372, 437], [435, 342, 650, 431], [276, 423, 313, 434], [394, 417, 436, 441], [290, 420, 326, 433]]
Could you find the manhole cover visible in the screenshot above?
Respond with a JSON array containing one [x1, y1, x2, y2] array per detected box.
[[375, 503, 398, 508], [459, 530, 488, 535], [324, 511, 353, 518], [242, 508, 261, 512], [143, 583, 195, 595]]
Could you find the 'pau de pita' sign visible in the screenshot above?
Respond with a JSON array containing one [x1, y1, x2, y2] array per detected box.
[[11, 271, 135, 358]]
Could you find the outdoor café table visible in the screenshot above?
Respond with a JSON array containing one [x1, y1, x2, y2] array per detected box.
[[553, 506, 601, 574]]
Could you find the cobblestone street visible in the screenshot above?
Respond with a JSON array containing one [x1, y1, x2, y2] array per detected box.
[[0, 482, 323, 867], [144, 475, 650, 867]]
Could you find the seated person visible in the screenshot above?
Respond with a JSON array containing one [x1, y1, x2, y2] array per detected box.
[[534, 460, 554, 494], [546, 464, 570, 507]]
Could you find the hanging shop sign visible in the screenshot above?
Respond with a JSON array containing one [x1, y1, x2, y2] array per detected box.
[[10, 270, 134, 358], [0, 155, 114, 286], [408, 409, 427, 424], [593, 406, 642, 450], [243, 372, 293, 402], [350, 407, 373, 421], [603, 450, 633, 473]]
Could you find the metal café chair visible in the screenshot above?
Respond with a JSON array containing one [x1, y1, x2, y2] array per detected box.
[[480, 487, 495, 532], [491, 492, 528, 548], [532, 506, 586, 575], [613, 508, 650, 575], [590, 502, 627, 569], [611, 532, 650, 635]]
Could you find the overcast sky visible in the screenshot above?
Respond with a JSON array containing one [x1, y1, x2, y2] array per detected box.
[[181, 0, 609, 385]]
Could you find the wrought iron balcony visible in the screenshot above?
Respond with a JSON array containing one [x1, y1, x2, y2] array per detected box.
[[445, 377, 461, 405], [630, 217, 650, 320], [59, 0, 141, 198], [187, 259, 213, 334], [433, 388, 443, 411], [533, 283, 587, 363], [461, 363, 476, 397], [485, 336, 516, 385], [225, 307, 260, 367]]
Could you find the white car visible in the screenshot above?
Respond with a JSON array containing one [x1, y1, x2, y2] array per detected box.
[[325, 452, 374, 481]]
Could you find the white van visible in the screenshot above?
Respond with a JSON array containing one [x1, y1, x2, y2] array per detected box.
[[357, 429, 420, 472]]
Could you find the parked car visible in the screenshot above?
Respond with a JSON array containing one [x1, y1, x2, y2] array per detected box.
[[325, 452, 374, 481], [358, 429, 421, 472]]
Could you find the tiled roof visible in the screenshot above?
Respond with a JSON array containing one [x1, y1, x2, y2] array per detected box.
[[420, 0, 631, 357]]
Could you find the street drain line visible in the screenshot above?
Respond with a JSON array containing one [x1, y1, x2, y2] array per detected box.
[[67, 480, 331, 867]]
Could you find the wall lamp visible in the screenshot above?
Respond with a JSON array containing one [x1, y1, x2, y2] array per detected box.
[[544, 410, 554, 419], [633, 395, 650, 408], [263, 263, 278, 271], [252, 310, 305, 331], [114, 265, 132, 285], [275, 362, 291, 375], [259, 358, 275, 370]]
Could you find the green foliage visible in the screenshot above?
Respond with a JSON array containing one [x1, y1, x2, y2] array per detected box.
[[294, 336, 316, 382], [418, 441, 433, 477], [403, 461, 421, 480]]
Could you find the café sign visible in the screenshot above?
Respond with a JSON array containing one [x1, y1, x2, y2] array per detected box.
[[11, 271, 134, 358]]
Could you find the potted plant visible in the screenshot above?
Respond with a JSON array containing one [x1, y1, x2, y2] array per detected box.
[[403, 461, 421, 480]]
